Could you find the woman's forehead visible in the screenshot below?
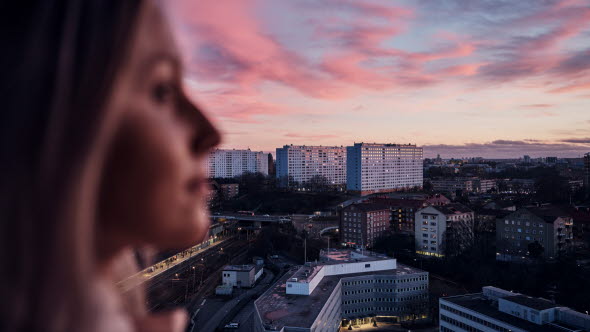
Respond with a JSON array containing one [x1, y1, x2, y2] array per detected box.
[[133, 0, 180, 63]]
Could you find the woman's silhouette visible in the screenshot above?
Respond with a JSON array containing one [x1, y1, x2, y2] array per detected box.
[[0, 1, 221, 331]]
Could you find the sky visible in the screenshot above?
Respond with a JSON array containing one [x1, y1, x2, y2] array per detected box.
[[167, 0, 590, 158]]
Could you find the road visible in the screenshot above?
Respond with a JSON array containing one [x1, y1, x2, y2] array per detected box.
[[118, 237, 231, 293], [189, 268, 275, 332]]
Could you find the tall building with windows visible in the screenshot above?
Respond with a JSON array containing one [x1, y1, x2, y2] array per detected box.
[[275, 145, 346, 188], [584, 152, 589, 197], [440, 286, 590, 332], [254, 249, 429, 332], [207, 149, 268, 178], [346, 143, 423, 195], [415, 203, 474, 257]]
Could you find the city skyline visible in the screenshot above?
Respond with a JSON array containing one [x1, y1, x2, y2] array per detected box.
[[168, 0, 590, 158]]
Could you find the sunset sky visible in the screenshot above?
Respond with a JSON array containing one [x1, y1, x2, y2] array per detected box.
[[168, 0, 590, 158]]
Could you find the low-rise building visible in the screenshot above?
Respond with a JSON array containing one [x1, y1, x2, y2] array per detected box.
[[222, 264, 262, 288], [340, 203, 391, 248], [254, 249, 429, 332], [440, 286, 590, 332], [430, 177, 496, 194], [415, 203, 475, 257], [475, 208, 511, 233], [570, 206, 590, 249], [366, 194, 451, 234], [220, 183, 239, 199], [496, 206, 574, 261]]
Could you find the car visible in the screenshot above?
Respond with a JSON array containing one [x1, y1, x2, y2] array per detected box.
[[224, 322, 239, 329]]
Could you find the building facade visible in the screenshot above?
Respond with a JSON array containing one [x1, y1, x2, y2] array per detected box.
[[496, 206, 574, 261], [415, 204, 475, 257], [254, 249, 429, 332], [340, 203, 391, 248], [346, 143, 423, 195], [368, 194, 451, 234], [584, 152, 590, 197], [276, 145, 347, 188], [221, 264, 262, 288], [430, 177, 496, 194], [207, 149, 269, 178], [440, 286, 590, 332]]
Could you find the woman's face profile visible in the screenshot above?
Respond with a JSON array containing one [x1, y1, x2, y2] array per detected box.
[[98, 1, 220, 252]]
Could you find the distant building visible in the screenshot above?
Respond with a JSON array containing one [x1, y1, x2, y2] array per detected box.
[[276, 145, 346, 188], [440, 286, 590, 332], [505, 178, 536, 194], [584, 153, 590, 197], [219, 183, 239, 199], [568, 179, 584, 192], [267, 152, 275, 177], [545, 156, 558, 164], [523, 155, 531, 163], [430, 177, 496, 194], [254, 249, 429, 331], [496, 206, 573, 261], [475, 208, 511, 233], [340, 203, 391, 248], [346, 143, 423, 195], [207, 149, 268, 178], [425, 193, 452, 206], [221, 264, 262, 288], [415, 203, 475, 257], [367, 194, 450, 234], [570, 206, 590, 248], [483, 200, 517, 211]]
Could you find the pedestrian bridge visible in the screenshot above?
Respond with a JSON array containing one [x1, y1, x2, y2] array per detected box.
[[319, 226, 339, 236]]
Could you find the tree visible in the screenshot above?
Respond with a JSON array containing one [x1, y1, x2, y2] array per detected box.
[[307, 175, 330, 192], [527, 241, 544, 259]]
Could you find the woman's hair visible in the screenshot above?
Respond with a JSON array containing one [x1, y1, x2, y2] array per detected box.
[[0, 1, 142, 330]]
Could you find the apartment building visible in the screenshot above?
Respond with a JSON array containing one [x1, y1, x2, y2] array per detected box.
[[340, 203, 391, 248], [276, 145, 346, 188], [584, 153, 589, 197], [440, 286, 590, 332], [496, 206, 574, 261], [346, 143, 423, 196], [368, 194, 451, 234], [430, 177, 496, 194], [207, 148, 268, 178], [254, 249, 429, 332], [415, 203, 475, 257]]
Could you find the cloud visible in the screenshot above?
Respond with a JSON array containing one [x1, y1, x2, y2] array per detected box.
[[284, 133, 340, 140], [424, 139, 590, 158], [520, 104, 553, 108], [560, 138, 590, 144], [168, 0, 590, 130]]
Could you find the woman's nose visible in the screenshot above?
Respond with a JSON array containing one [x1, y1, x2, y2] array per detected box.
[[179, 94, 221, 155]]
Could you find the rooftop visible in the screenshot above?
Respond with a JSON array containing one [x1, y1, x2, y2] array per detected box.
[[255, 263, 426, 330], [442, 293, 565, 332], [343, 202, 390, 212], [223, 264, 254, 272], [433, 203, 473, 215], [504, 295, 558, 311]]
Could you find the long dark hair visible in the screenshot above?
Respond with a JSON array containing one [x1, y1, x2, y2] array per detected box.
[[0, 1, 142, 330]]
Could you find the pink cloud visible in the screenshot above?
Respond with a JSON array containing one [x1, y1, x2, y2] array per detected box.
[[549, 82, 590, 94]]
